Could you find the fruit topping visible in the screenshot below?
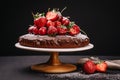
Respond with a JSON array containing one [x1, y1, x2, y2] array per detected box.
[[27, 7, 86, 36], [47, 26, 58, 36], [38, 27, 47, 35], [33, 13, 47, 28]]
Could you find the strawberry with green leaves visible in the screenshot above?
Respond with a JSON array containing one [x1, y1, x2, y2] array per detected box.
[[33, 13, 47, 28], [96, 61, 108, 72], [68, 22, 80, 36]]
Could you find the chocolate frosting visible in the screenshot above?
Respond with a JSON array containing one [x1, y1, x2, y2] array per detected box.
[[19, 33, 90, 48]]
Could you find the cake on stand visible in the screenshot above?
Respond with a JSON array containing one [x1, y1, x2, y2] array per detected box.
[[15, 43, 93, 73]]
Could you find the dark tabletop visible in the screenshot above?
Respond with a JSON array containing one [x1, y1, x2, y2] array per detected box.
[[0, 55, 120, 80]]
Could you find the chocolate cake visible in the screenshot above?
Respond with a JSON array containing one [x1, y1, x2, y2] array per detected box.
[[19, 33, 89, 48], [18, 7, 90, 48]]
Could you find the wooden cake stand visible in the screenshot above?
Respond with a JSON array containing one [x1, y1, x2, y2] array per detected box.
[[15, 43, 94, 73]]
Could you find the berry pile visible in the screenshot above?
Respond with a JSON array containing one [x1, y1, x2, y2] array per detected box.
[[28, 7, 80, 36], [83, 60, 108, 74]]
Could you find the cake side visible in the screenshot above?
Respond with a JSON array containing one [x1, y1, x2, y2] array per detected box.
[[19, 33, 89, 48]]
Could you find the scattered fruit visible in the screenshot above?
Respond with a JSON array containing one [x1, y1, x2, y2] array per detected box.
[[83, 60, 96, 74], [96, 61, 108, 72]]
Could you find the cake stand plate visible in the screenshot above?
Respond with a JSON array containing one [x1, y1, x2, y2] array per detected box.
[[15, 43, 94, 73]]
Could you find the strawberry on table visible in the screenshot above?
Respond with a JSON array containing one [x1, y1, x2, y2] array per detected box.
[[96, 61, 108, 72], [33, 13, 47, 28], [83, 60, 96, 74]]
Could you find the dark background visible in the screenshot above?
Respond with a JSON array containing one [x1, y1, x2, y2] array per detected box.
[[1, 0, 120, 56]]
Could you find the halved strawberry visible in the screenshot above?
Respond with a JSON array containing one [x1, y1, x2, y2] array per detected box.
[[46, 9, 58, 21], [96, 61, 107, 72], [69, 24, 80, 35], [57, 25, 67, 35], [33, 13, 47, 28], [38, 27, 47, 35], [46, 20, 55, 27], [47, 26, 58, 36]]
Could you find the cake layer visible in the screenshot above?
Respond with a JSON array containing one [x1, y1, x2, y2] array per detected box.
[[19, 33, 90, 48]]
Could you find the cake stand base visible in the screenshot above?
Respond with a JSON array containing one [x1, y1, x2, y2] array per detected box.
[[31, 52, 77, 73]]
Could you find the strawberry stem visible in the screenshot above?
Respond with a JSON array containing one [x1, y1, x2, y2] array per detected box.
[[61, 6, 67, 13], [80, 29, 87, 36], [48, 8, 50, 11]]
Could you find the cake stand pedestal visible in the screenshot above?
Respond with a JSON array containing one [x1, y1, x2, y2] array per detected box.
[[15, 43, 93, 73]]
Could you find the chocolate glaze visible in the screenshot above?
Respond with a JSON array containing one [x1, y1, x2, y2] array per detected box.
[[19, 33, 90, 48]]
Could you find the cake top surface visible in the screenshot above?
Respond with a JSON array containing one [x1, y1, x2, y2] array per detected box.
[[20, 33, 88, 41], [27, 7, 88, 37]]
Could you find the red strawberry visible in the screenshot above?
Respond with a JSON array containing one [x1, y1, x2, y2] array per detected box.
[[46, 9, 58, 21], [32, 26, 38, 35], [47, 26, 58, 36], [33, 13, 47, 28], [62, 17, 70, 26], [57, 25, 67, 35], [28, 26, 34, 33], [55, 21, 62, 27], [96, 61, 107, 72], [69, 24, 80, 35], [38, 27, 47, 35], [83, 60, 96, 74], [46, 20, 55, 27]]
